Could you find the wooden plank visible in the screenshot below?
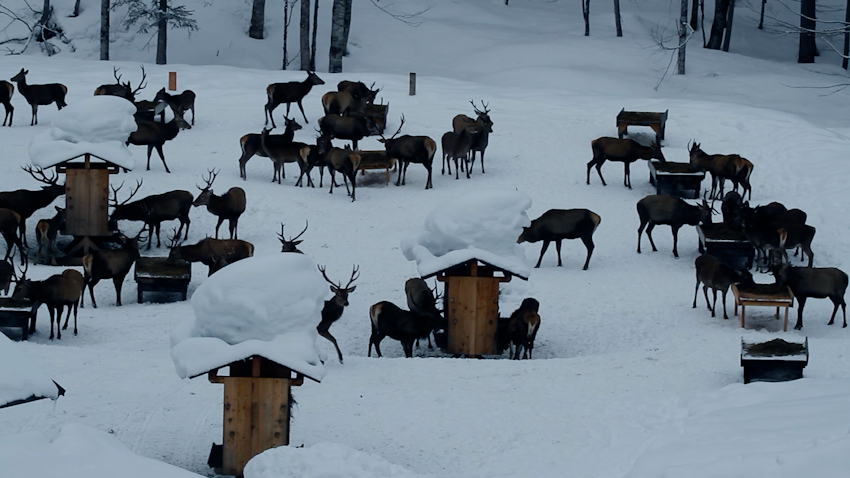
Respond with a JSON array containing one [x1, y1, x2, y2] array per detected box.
[[473, 278, 498, 355], [65, 168, 110, 236], [255, 379, 289, 451]]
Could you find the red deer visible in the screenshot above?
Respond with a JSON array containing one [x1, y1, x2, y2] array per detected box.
[[13, 266, 84, 340], [0, 259, 13, 295], [9, 69, 67, 125], [126, 116, 191, 173], [337, 80, 380, 103], [94, 66, 147, 103], [193, 169, 247, 240], [452, 100, 493, 174], [405, 278, 444, 349], [0, 208, 24, 266], [636, 195, 713, 258], [35, 207, 65, 265], [238, 117, 302, 181], [321, 91, 368, 116], [154, 87, 196, 125], [167, 236, 254, 276], [587, 137, 665, 189], [518, 209, 602, 270], [0, 166, 65, 248], [741, 204, 812, 269], [774, 263, 848, 330], [317, 264, 359, 363], [318, 114, 380, 151], [693, 254, 754, 320], [368, 300, 445, 358], [497, 298, 541, 360], [441, 122, 479, 179], [107, 180, 193, 250], [80, 228, 147, 308], [378, 116, 437, 189], [278, 221, 308, 253], [260, 126, 312, 184], [264, 71, 325, 127], [295, 133, 334, 188], [1, 80, 13, 126], [133, 98, 165, 122], [326, 146, 362, 201], [688, 142, 753, 200]]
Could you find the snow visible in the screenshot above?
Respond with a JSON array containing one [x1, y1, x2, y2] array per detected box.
[[171, 254, 327, 381], [2, 0, 850, 477], [400, 189, 532, 279], [245, 442, 421, 478], [0, 333, 58, 407]]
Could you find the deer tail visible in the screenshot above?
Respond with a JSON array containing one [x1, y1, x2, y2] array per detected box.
[[369, 303, 382, 332], [590, 212, 602, 232], [525, 311, 541, 340], [777, 228, 788, 251]]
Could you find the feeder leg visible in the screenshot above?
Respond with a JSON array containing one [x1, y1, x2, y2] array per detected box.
[[783, 306, 789, 332], [741, 305, 746, 329]]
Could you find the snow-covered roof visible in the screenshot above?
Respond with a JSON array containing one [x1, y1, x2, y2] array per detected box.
[[400, 189, 532, 280], [0, 333, 61, 408], [28, 95, 137, 170], [245, 442, 422, 478], [170, 253, 328, 382]]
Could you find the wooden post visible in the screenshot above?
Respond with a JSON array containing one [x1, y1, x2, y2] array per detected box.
[[409, 72, 416, 95], [168, 71, 177, 91]]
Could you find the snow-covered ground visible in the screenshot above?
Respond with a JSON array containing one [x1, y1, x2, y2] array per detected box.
[[2, 0, 850, 476]]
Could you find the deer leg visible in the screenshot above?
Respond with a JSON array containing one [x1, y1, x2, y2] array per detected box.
[[146, 145, 154, 170], [402, 162, 410, 186], [319, 329, 344, 363], [154, 222, 162, 248], [230, 218, 238, 240], [113, 277, 124, 306], [19, 219, 27, 248], [155, 145, 170, 173], [214, 217, 225, 239], [190, 106, 195, 125], [329, 170, 337, 194], [555, 240, 563, 267], [49, 306, 56, 340], [710, 289, 718, 317], [793, 297, 807, 330], [693, 277, 701, 308], [295, 100, 309, 124], [671, 225, 681, 258], [637, 221, 646, 254], [62, 304, 71, 329], [31, 104, 37, 126], [586, 159, 596, 185], [480, 149, 485, 174], [442, 153, 448, 175], [721, 289, 729, 320], [395, 162, 403, 186], [646, 223, 658, 252], [182, 216, 190, 240], [580, 235, 595, 270], [264, 104, 277, 128], [369, 332, 385, 357], [624, 162, 632, 188], [426, 164, 434, 189], [703, 285, 711, 310], [535, 241, 551, 268], [87, 279, 99, 309]]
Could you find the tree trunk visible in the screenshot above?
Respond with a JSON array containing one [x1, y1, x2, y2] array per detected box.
[[759, 0, 767, 29], [613, 0, 622, 37], [300, 0, 311, 70], [582, 0, 590, 37], [843, 0, 850, 69], [798, 0, 817, 63], [706, 0, 729, 49], [691, 0, 700, 30], [722, 0, 735, 52], [678, 0, 688, 74], [311, 0, 319, 70], [73, 0, 82, 17], [40, 0, 51, 25], [249, 0, 266, 39], [156, 0, 167, 65], [342, 0, 353, 55], [329, 0, 346, 73], [100, 0, 109, 60], [282, 0, 289, 69]]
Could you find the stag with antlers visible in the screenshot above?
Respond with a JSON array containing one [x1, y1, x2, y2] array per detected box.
[[108, 179, 194, 250], [193, 169, 246, 240], [0, 166, 65, 248], [452, 101, 494, 174], [317, 264, 360, 364], [94, 66, 147, 103], [278, 221, 308, 253], [378, 115, 437, 189]]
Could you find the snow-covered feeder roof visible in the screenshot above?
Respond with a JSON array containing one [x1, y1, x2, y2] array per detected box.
[[28, 95, 137, 170], [0, 333, 63, 408], [400, 189, 533, 280], [170, 253, 328, 382]]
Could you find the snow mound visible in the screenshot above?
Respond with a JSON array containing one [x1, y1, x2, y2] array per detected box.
[[170, 253, 328, 381], [245, 442, 423, 478], [0, 333, 59, 406], [400, 189, 532, 278], [28, 95, 137, 170]]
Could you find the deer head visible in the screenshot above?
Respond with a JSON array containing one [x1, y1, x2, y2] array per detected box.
[[278, 221, 308, 253], [471, 100, 493, 131], [377, 114, 405, 144], [22, 165, 61, 190], [319, 264, 359, 307], [194, 169, 219, 206]]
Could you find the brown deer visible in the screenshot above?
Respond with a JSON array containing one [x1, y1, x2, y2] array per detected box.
[[378, 116, 437, 189], [0, 166, 66, 248], [260, 126, 312, 184], [1, 80, 13, 126], [94, 66, 147, 102], [107, 180, 193, 250], [193, 169, 247, 240], [35, 206, 65, 265], [238, 117, 302, 180], [10, 69, 68, 125], [0, 208, 24, 266], [441, 122, 479, 179], [13, 265, 84, 340], [368, 301, 445, 358], [497, 298, 541, 360], [295, 133, 334, 188], [154, 87, 196, 125], [317, 264, 359, 363], [452, 100, 493, 174], [318, 114, 380, 151], [518, 209, 602, 270], [278, 221, 308, 253], [636, 195, 713, 258], [774, 263, 848, 330], [337, 80, 380, 103], [587, 137, 665, 188], [405, 278, 445, 350], [322, 91, 368, 116], [127, 116, 191, 173], [167, 235, 254, 276], [688, 142, 752, 200], [326, 146, 362, 201], [693, 254, 754, 320], [264, 71, 325, 127], [81, 227, 148, 308]]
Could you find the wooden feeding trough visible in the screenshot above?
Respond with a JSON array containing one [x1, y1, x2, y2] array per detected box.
[[732, 282, 794, 332], [648, 161, 705, 199], [364, 101, 389, 135], [741, 337, 808, 384], [358, 150, 397, 184], [697, 223, 755, 271], [0, 297, 35, 341], [423, 259, 528, 357], [134, 257, 191, 303], [617, 108, 668, 145]]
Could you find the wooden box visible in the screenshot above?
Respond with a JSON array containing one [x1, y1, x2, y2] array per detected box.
[[741, 338, 808, 384], [697, 223, 755, 271], [0, 297, 34, 341], [358, 150, 397, 184], [732, 283, 794, 332], [134, 257, 191, 303], [648, 161, 705, 199], [64, 167, 111, 237], [617, 109, 668, 145]]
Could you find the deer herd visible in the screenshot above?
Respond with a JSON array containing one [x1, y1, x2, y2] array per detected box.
[[0, 64, 844, 364]]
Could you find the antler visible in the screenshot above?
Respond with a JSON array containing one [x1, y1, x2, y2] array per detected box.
[[380, 114, 404, 141], [471, 100, 490, 116], [317, 264, 341, 289], [112, 66, 123, 84], [131, 65, 147, 95], [22, 165, 59, 185], [197, 168, 219, 191], [166, 227, 183, 249], [109, 179, 143, 207], [344, 264, 360, 289], [279, 220, 308, 243]]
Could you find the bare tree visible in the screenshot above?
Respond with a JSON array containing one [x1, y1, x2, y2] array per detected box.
[[799, 0, 817, 63], [582, 0, 591, 36], [113, 0, 198, 65], [614, 0, 623, 37], [249, 0, 266, 39], [329, 0, 348, 73], [722, 0, 736, 52], [679, 0, 689, 74], [101, 0, 110, 60], [300, 0, 310, 70], [311, 0, 319, 70], [844, 0, 850, 69], [282, 0, 297, 69], [707, 0, 730, 49]]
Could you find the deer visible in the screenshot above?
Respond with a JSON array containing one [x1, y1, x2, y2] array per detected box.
[[337, 80, 380, 103], [321, 91, 369, 116], [94, 65, 147, 102], [368, 301, 445, 358], [80, 227, 148, 308], [133, 98, 166, 122], [154, 87, 196, 125], [318, 114, 380, 151], [295, 133, 334, 188], [13, 265, 84, 340], [0, 259, 13, 295], [107, 180, 193, 250], [441, 122, 479, 179], [1, 80, 13, 126], [9, 68, 68, 125], [193, 169, 247, 240], [636, 195, 713, 258], [452, 100, 493, 174], [260, 125, 312, 184], [264, 71, 325, 127], [326, 146, 362, 201], [378, 115, 437, 189], [126, 116, 191, 173], [0, 166, 66, 248], [238, 117, 302, 181], [35, 206, 65, 265], [587, 137, 665, 188], [167, 235, 254, 277], [0, 208, 24, 266], [497, 298, 542, 360], [518, 209, 602, 270], [317, 264, 359, 364], [278, 221, 308, 253], [688, 142, 753, 200], [693, 254, 754, 320], [405, 278, 445, 350], [773, 263, 848, 330]]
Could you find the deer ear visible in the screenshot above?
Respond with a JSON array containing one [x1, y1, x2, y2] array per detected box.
[[347, 285, 357, 293], [329, 285, 336, 293], [293, 240, 303, 246]]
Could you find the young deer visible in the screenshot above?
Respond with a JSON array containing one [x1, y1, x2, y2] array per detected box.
[[260, 126, 312, 184], [81, 227, 148, 308], [317, 264, 359, 364], [193, 169, 247, 240], [10, 69, 68, 125], [35, 206, 66, 265], [587, 137, 665, 189], [518, 209, 602, 270], [1, 80, 13, 126], [238, 117, 302, 181], [326, 146, 362, 202], [154, 87, 196, 125], [13, 265, 84, 340], [264, 71, 325, 127], [127, 116, 191, 173]]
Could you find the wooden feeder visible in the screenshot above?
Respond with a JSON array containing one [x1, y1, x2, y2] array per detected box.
[[198, 355, 318, 476], [616, 108, 668, 145], [423, 258, 528, 357], [648, 161, 705, 199], [697, 223, 755, 271], [741, 337, 808, 384]]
